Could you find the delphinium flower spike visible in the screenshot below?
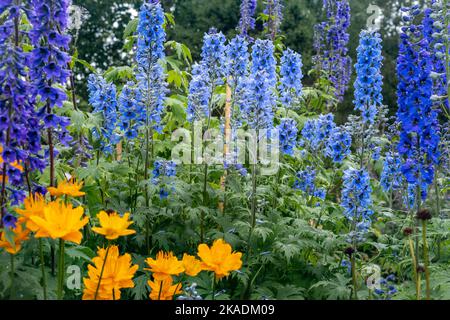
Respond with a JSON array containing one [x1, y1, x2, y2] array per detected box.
[[28, 0, 73, 188], [264, 0, 284, 40], [238, 0, 257, 38], [0, 1, 44, 211]]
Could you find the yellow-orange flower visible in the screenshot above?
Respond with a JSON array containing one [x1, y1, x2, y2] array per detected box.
[[47, 178, 85, 198], [148, 277, 182, 300], [30, 201, 89, 244], [145, 251, 184, 281], [15, 193, 47, 232], [92, 211, 136, 240], [82, 245, 138, 300], [197, 239, 242, 279], [0, 219, 30, 255], [182, 253, 203, 277]]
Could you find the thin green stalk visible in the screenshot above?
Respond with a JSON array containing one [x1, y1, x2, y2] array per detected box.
[[39, 239, 48, 300], [408, 236, 419, 300], [211, 274, 216, 301], [422, 220, 431, 300], [434, 171, 442, 261], [350, 254, 358, 300], [10, 254, 15, 300], [94, 244, 110, 300], [57, 239, 65, 300], [200, 163, 208, 243]]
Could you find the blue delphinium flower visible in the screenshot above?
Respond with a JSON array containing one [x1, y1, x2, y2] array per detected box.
[[87, 74, 120, 155], [294, 167, 326, 200], [118, 82, 142, 140], [380, 152, 403, 193], [152, 160, 177, 199], [226, 35, 249, 88], [28, 0, 73, 146], [301, 113, 336, 151], [136, 0, 168, 133], [324, 126, 352, 163], [251, 39, 277, 87], [423, 6, 448, 110], [341, 168, 373, 241], [240, 70, 276, 130], [0, 1, 45, 206], [264, 0, 284, 38], [2, 213, 17, 229], [375, 275, 397, 300], [397, 7, 440, 198], [278, 118, 298, 156], [201, 29, 227, 85], [354, 30, 383, 124], [187, 63, 211, 122], [279, 48, 303, 108], [238, 0, 257, 37], [313, 0, 351, 103]]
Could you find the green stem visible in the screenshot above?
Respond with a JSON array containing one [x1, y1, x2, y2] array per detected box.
[[408, 237, 419, 300], [200, 163, 208, 243], [10, 254, 15, 300], [422, 220, 431, 300], [94, 244, 110, 300], [211, 273, 216, 301], [57, 239, 65, 300], [39, 239, 48, 300], [350, 254, 358, 300]]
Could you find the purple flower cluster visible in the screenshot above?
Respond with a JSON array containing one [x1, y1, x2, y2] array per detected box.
[[28, 0, 72, 146], [397, 6, 440, 196], [118, 82, 142, 140], [264, 0, 284, 38], [0, 1, 44, 205], [238, 0, 257, 37], [313, 0, 352, 103]]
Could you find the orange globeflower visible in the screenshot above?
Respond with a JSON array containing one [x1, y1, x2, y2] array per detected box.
[[47, 178, 85, 198], [148, 277, 182, 300], [30, 201, 89, 244], [0, 219, 30, 255], [182, 254, 203, 277], [92, 211, 136, 240], [197, 239, 243, 279], [145, 251, 184, 281], [83, 246, 138, 300], [15, 193, 47, 232]]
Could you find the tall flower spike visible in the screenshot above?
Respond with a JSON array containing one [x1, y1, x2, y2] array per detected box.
[[313, 0, 352, 103], [396, 6, 440, 197], [264, 0, 284, 39], [0, 1, 44, 207], [341, 168, 373, 243], [238, 0, 257, 37], [201, 30, 227, 85], [136, 0, 168, 133], [87, 74, 120, 155], [380, 151, 403, 193], [28, 0, 73, 145], [187, 63, 211, 122], [118, 82, 141, 140], [354, 30, 383, 124], [279, 48, 303, 109]]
